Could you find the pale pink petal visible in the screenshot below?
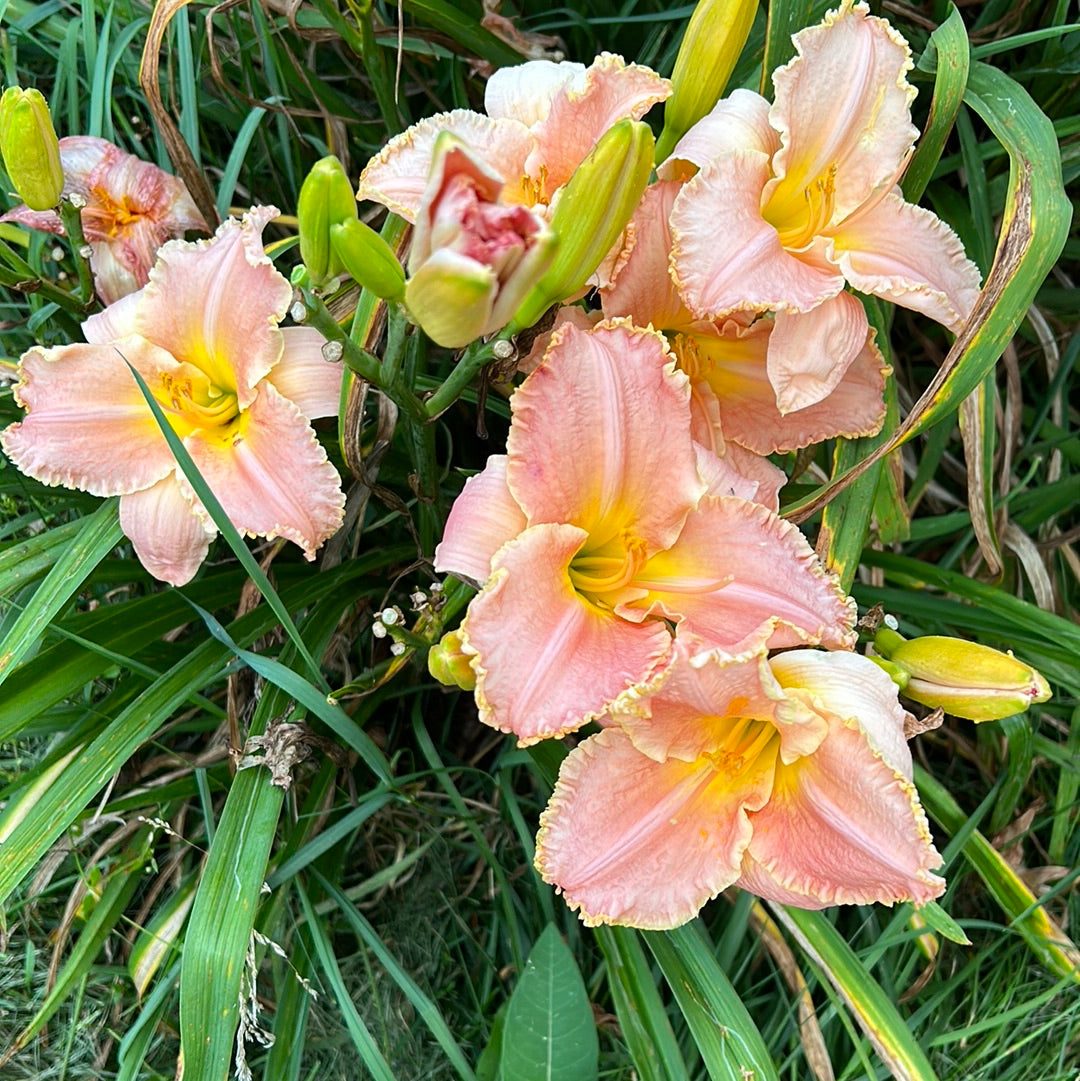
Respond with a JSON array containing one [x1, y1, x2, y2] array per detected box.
[[658, 89, 778, 179], [600, 180, 692, 330], [829, 192, 982, 332], [530, 53, 670, 191], [766, 292, 870, 413], [628, 497, 857, 652], [766, 4, 917, 223], [614, 643, 829, 765], [768, 650, 914, 774], [740, 682, 944, 907], [710, 324, 887, 455], [462, 523, 672, 743], [0, 204, 62, 232], [713, 440, 787, 510], [83, 292, 142, 343], [506, 320, 704, 549], [135, 207, 290, 407], [119, 474, 215, 586], [356, 112, 536, 220], [670, 153, 844, 319], [54, 135, 112, 191], [434, 455, 527, 584], [0, 338, 179, 496], [184, 382, 344, 558], [86, 238, 142, 304], [269, 327, 342, 420], [517, 306, 600, 375], [485, 60, 586, 127], [535, 727, 770, 928]]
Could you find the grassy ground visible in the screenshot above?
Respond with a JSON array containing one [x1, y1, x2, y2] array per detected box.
[[0, 1, 1077, 1079]]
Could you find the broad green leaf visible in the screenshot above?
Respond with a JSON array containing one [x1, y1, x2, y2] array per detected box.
[[917, 900, 971, 947], [772, 905, 940, 1081], [1049, 704, 1080, 864], [989, 714, 1035, 834], [646, 922, 779, 1081], [500, 923, 599, 1081], [129, 876, 197, 998], [400, 0, 524, 68]]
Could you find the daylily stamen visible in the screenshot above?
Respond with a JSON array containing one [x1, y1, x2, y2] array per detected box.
[[519, 164, 551, 208], [569, 533, 647, 601], [767, 165, 837, 250], [705, 717, 779, 780]]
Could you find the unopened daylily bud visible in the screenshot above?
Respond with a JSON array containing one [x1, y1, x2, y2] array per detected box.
[[427, 629, 476, 691], [654, 0, 758, 164], [297, 155, 358, 286], [330, 218, 405, 300], [509, 118, 654, 334], [874, 629, 1052, 723], [406, 132, 555, 348], [0, 87, 63, 211]]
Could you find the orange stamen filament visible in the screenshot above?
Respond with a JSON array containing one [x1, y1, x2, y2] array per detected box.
[[704, 717, 778, 781], [569, 532, 647, 605]]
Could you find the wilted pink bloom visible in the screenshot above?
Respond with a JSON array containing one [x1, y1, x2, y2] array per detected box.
[[357, 53, 669, 221], [404, 133, 554, 347], [535, 644, 944, 928], [2, 207, 345, 586], [1, 135, 207, 303], [603, 180, 888, 454], [434, 319, 855, 745], [665, 2, 980, 413]]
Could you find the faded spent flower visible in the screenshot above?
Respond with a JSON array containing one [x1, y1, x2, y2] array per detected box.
[[1, 135, 208, 303], [1, 207, 345, 586]]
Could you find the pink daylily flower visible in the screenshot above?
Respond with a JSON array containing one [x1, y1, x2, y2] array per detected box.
[[0, 135, 208, 304], [535, 644, 945, 928], [356, 53, 669, 221], [434, 319, 856, 745], [404, 133, 554, 347], [1, 207, 345, 586], [603, 180, 888, 454], [664, 2, 981, 412]]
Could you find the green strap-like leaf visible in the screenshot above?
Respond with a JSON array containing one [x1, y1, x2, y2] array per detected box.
[[645, 922, 779, 1081], [771, 905, 941, 1081], [500, 922, 600, 1081]]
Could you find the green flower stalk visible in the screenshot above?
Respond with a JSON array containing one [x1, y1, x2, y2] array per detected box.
[[654, 0, 759, 164], [0, 87, 63, 211], [330, 217, 406, 301], [296, 154, 358, 287], [508, 118, 654, 334], [873, 628, 1052, 722]]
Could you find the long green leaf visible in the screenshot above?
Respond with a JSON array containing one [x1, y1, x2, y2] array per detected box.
[[645, 922, 779, 1081], [771, 905, 940, 1081], [0, 498, 122, 689]]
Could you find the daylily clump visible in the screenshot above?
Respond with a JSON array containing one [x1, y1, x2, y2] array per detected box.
[[1, 207, 345, 585], [535, 645, 945, 928], [1, 135, 208, 303], [434, 319, 856, 745]]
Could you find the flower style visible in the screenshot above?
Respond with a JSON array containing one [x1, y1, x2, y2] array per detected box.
[[356, 53, 669, 222], [434, 319, 856, 744], [1, 207, 345, 586], [535, 644, 945, 928], [403, 133, 554, 347], [664, 2, 981, 412], [602, 180, 888, 455], [1, 135, 208, 303]]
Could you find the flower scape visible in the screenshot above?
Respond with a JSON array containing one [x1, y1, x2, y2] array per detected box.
[[0, 0, 1072, 1077]]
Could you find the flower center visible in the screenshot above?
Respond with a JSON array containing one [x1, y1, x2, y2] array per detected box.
[[763, 164, 837, 250], [84, 185, 144, 240], [568, 531, 647, 607], [704, 716, 779, 781], [155, 362, 240, 440]]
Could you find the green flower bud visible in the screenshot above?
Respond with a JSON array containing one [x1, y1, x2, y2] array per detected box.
[[0, 87, 63, 211], [654, 0, 759, 164], [874, 629, 1052, 722], [508, 118, 654, 334], [427, 629, 476, 691], [297, 155, 358, 286], [330, 218, 406, 301]]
